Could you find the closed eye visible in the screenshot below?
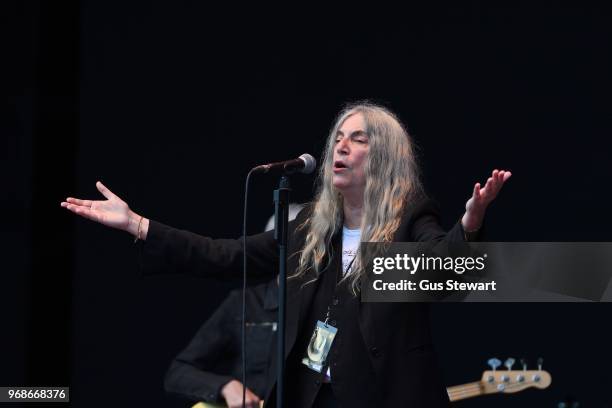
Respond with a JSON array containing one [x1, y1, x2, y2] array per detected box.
[[335, 130, 369, 145]]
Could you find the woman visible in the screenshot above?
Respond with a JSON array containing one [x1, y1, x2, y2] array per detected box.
[[62, 103, 511, 407]]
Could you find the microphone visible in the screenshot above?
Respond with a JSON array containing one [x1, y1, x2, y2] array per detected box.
[[252, 153, 316, 174]]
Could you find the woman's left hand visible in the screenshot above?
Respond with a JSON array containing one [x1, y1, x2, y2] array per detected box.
[[461, 169, 512, 232]]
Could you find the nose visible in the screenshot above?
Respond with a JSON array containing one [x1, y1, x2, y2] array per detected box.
[[335, 137, 349, 156]]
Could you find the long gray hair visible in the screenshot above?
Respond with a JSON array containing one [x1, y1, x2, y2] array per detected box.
[[294, 102, 424, 293]]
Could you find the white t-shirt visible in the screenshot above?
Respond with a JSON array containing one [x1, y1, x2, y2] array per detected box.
[[325, 226, 361, 381]]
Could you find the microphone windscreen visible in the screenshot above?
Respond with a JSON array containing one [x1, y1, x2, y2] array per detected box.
[[299, 153, 316, 174]]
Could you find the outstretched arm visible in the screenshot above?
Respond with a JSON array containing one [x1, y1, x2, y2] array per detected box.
[[461, 169, 512, 233], [61, 181, 279, 279]]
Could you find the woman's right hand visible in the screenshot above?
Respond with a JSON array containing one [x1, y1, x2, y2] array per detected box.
[[61, 181, 148, 239]]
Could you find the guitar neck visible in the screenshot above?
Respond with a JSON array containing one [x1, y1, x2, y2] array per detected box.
[[447, 381, 484, 402]]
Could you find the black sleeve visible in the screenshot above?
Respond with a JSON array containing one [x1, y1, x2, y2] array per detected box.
[[407, 198, 487, 301], [138, 220, 279, 280], [163, 294, 240, 403], [408, 198, 482, 242]]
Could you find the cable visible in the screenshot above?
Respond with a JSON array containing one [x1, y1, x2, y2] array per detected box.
[[241, 169, 255, 408]]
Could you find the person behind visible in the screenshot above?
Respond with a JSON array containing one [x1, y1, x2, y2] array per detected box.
[[165, 281, 277, 408], [165, 211, 301, 408], [61, 102, 511, 407]]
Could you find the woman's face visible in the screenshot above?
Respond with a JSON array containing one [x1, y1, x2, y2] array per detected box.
[[332, 113, 370, 197]]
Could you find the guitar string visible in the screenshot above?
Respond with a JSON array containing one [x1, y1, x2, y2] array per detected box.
[[447, 385, 482, 399]]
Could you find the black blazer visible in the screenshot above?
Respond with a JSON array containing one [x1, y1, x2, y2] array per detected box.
[[139, 198, 470, 407]]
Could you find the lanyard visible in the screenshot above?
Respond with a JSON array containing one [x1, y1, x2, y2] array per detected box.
[[344, 253, 357, 276]]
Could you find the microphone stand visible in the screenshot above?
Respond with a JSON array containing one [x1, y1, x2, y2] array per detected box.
[[273, 174, 290, 408]]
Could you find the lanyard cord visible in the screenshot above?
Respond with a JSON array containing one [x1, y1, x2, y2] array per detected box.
[[344, 252, 357, 276]]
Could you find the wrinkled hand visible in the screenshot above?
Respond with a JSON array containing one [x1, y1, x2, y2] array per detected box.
[[61, 181, 135, 232], [221, 380, 261, 408], [461, 169, 512, 232]]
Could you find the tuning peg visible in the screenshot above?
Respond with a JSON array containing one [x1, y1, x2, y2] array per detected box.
[[520, 358, 528, 371], [504, 358, 515, 370], [537, 357, 544, 371], [487, 358, 502, 372]]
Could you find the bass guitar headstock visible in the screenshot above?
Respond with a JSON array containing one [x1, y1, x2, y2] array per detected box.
[[480, 357, 551, 395]]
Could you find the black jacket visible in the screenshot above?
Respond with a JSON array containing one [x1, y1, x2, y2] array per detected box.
[[164, 281, 277, 404], [139, 198, 471, 407]]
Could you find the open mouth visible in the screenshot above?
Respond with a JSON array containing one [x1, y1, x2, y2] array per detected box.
[[333, 161, 348, 170]]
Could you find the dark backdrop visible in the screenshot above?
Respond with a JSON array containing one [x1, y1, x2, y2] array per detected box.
[[6, 1, 612, 407]]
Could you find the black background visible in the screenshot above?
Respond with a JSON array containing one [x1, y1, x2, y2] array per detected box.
[[5, 1, 612, 407]]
